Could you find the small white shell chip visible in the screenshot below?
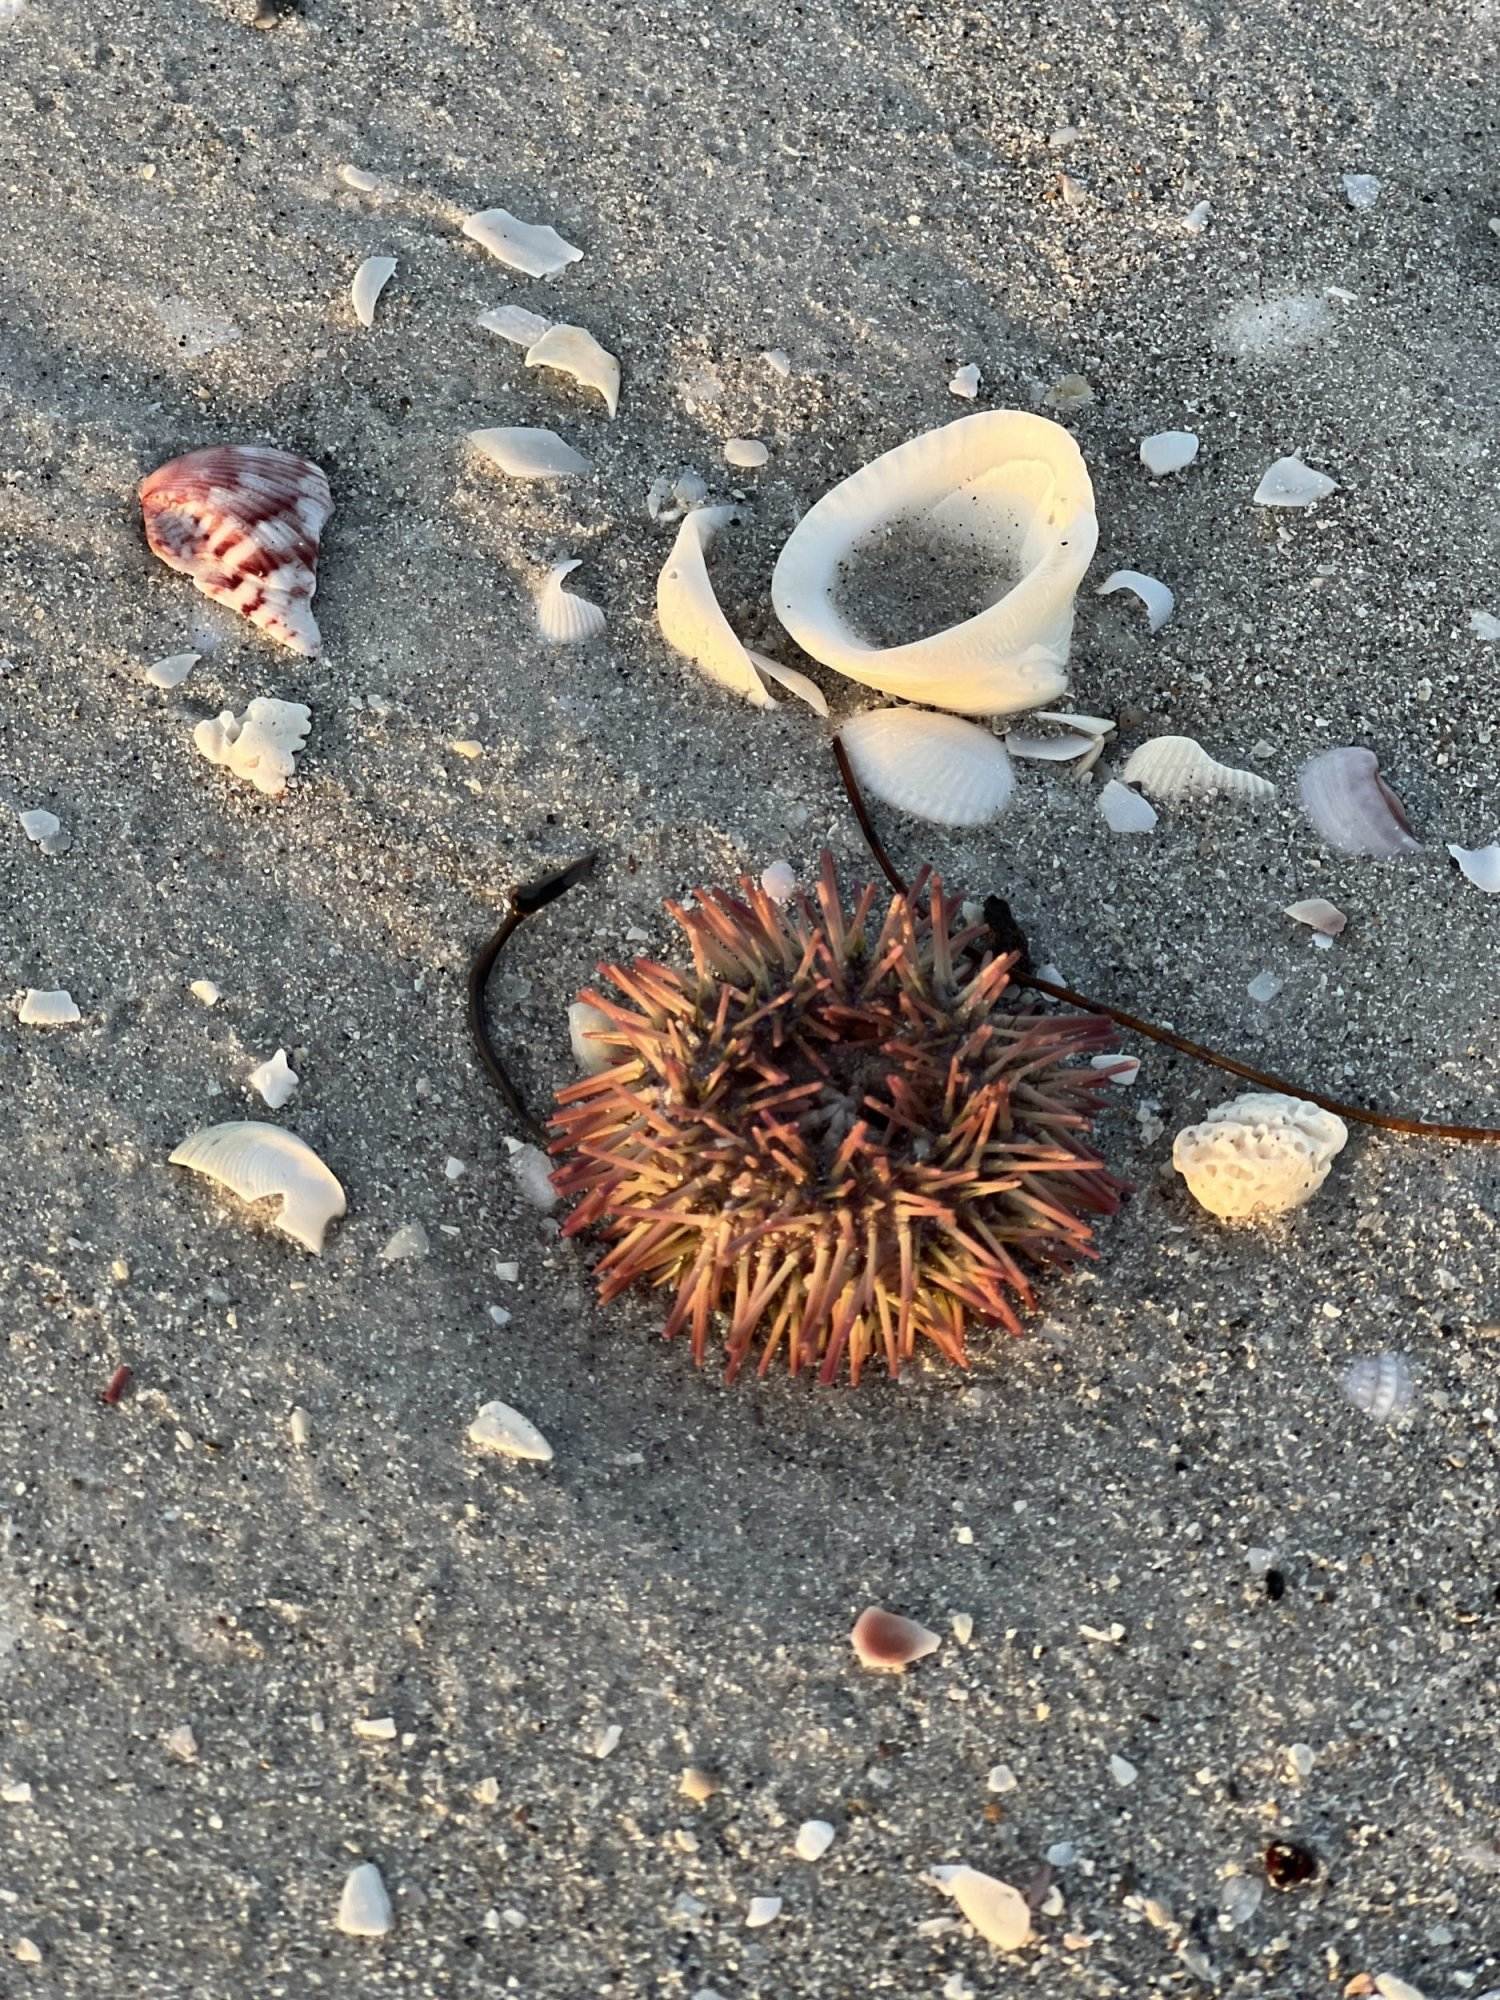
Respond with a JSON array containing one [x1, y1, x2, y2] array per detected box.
[[1097, 780, 1157, 834], [477, 303, 554, 346], [1096, 569, 1175, 633], [948, 363, 980, 399], [1139, 430, 1199, 477], [468, 426, 590, 480], [335, 1862, 393, 1938], [1448, 842, 1500, 893], [350, 255, 397, 328], [1253, 455, 1338, 507], [467, 1399, 553, 1463], [461, 207, 583, 277], [248, 1048, 299, 1110], [145, 650, 201, 689], [17, 988, 81, 1026], [795, 1819, 835, 1861], [929, 1865, 1032, 1952], [724, 437, 769, 467], [169, 1120, 346, 1253], [525, 322, 620, 416]]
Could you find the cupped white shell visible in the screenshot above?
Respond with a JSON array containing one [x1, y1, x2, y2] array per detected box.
[[335, 1863, 393, 1938], [1096, 568, 1175, 633], [1139, 430, 1199, 477], [169, 1120, 346, 1253], [350, 255, 396, 328], [193, 697, 311, 797], [838, 708, 1014, 827], [770, 411, 1098, 717], [536, 559, 606, 645], [467, 1399, 554, 1463], [656, 507, 824, 713], [525, 323, 620, 416], [468, 427, 590, 480], [1340, 1351, 1415, 1422], [1172, 1091, 1347, 1221], [461, 207, 582, 277], [1121, 735, 1275, 803], [1298, 747, 1420, 858]]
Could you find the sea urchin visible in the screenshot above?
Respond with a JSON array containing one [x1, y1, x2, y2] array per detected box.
[[549, 855, 1124, 1385]]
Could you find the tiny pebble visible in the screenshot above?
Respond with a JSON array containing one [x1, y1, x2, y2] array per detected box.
[[164, 1724, 199, 1762], [110, 1258, 130, 1283], [1, 1780, 33, 1805], [335, 1862, 394, 1937], [473, 1775, 501, 1805], [795, 1818, 835, 1861], [954, 1524, 974, 1545], [487, 1305, 512, 1328], [189, 979, 221, 1006], [680, 1765, 719, 1802], [289, 1406, 312, 1448], [13, 1938, 41, 1964], [592, 1724, 623, 1759], [745, 1896, 782, 1928], [672, 1827, 699, 1854], [986, 1764, 1018, 1794], [1045, 1842, 1077, 1867], [352, 1716, 398, 1741], [1287, 1742, 1316, 1778]]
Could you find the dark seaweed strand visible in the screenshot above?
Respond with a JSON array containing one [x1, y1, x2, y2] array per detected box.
[[831, 736, 1500, 1144], [468, 853, 598, 1138]]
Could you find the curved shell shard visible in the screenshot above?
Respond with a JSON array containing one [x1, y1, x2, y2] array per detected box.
[[1447, 841, 1500, 893], [1254, 454, 1338, 507], [657, 508, 813, 709], [139, 445, 333, 657], [461, 207, 582, 277], [469, 426, 590, 480], [350, 255, 396, 327], [1298, 747, 1420, 857], [524, 323, 620, 416], [839, 708, 1013, 827], [1097, 568, 1175, 633], [536, 559, 606, 645], [770, 411, 1097, 717], [1121, 735, 1274, 803], [169, 1120, 346, 1252]]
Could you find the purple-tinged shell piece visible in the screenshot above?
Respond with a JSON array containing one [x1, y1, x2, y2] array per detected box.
[[1297, 747, 1420, 859]]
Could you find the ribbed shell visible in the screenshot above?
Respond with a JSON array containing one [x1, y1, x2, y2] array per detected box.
[[168, 1120, 346, 1253], [536, 559, 607, 645], [838, 708, 1014, 827], [1121, 734, 1274, 802]]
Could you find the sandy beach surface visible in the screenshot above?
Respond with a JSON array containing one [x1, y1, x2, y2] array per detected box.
[[1, 0, 1498, 1993]]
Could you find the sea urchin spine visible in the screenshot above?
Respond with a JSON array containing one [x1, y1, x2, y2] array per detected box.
[[549, 855, 1124, 1385]]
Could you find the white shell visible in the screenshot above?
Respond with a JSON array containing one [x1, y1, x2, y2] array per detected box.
[[1470, 610, 1500, 641], [193, 698, 311, 797], [745, 1897, 782, 1929], [1139, 430, 1199, 477], [763, 348, 792, 377], [1172, 1091, 1348, 1221], [17, 988, 80, 1026], [339, 164, 386, 195], [1096, 568, 1175, 633], [189, 978, 221, 1006], [467, 1399, 554, 1462], [948, 363, 980, 399], [248, 1048, 299, 1109], [656, 508, 819, 712], [1340, 1351, 1415, 1423], [1342, 173, 1381, 210], [770, 411, 1098, 717], [839, 709, 1014, 827], [461, 207, 582, 277], [169, 1120, 346, 1253], [1184, 198, 1212, 232], [1285, 897, 1347, 936], [379, 1220, 429, 1263], [761, 860, 797, 904], [505, 1137, 559, 1210], [1448, 841, 1500, 893], [350, 255, 396, 328], [144, 650, 200, 689], [477, 303, 553, 346], [468, 427, 590, 480], [1004, 723, 1101, 762], [335, 1863, 393, 1938], [929, 1866, 1031, 1952], [795, 1820, 835, 1862], [1121, 735, 1275, 802], [17, 808, 60, 845], [1098, 779, 1157, 833], [524, 323, 620, 416], [536, 559, 606, 645], [1298, 747, 1420, 857], [1253, 455, 1338, 507], [724, 437, 769, 468], [568, 1000, 615, 1074], [1372, 1978, 1426, 2000]]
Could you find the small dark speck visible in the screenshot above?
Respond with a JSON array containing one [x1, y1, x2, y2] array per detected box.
[[1265, 1569, 1286, 1601]]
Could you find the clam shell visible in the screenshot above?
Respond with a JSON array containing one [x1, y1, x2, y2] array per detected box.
[[524, 322, 620, 417], [477, 303, 553, 346], [1004, 723, 1101, 762], [1447, 841, 1500, 893], [1096, 568, 1175, 633], [770, 411, 1098, 717], [350, 255, 396, 327], [929, 1866, 1031, 1952], [468, 426, 590, 480], [850, 1605, 940, 1672], [1172, 1091, 1347, 1221], [1097, 779, 1157, 833], [536, 559, 606, 645], [467, 1399, 554, 1462], [724, 437, 768, 468], [139, 445, 333, 657], [17, 988, 80, 1026], [1340, 1351, 1415, 1423], [838, 708, 1014, 827], [1253, 454, 1338, 507], [1121, 735, 1274, 803], [1297, 747, 1420, 857], [169, 1120, 346, 1253], [461, 207, 582, 277], [656, 509, 823, 712], [193, 697, 311, 797], [1139, 430, 1199, 477]]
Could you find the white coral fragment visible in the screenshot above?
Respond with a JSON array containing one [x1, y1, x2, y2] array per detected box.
[[1096, 568, 1175, 633], [461, 207, 583, 278], [350, 255, 397, 328], [169, 1120, 346, 1252], [1172, 1091, 1347, 1221], [525, 322, 620, 416], [193, 698, 311, 797]]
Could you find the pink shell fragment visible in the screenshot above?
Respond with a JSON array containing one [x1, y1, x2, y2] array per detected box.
[[139, 445, 334, 657], [850, 1605, 940, 1673], [1297, 747, 1419, 859]]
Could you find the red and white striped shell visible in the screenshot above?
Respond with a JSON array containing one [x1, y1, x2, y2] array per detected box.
[[139, 445, 333, 657]]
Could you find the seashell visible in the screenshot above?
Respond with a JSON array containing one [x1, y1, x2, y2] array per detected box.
[[724, 437, 768, 468], [568, 1000, 615, 1075], [339, 165, 394, 197], [169, 1120, 346, 1252], [1372, 1978, 1426, 2000], [1297, 747, 1420, 858], [1184, 198, 1212, 231], [1121, 734, 1275, 802], [524, 322, 620, 417], [647, 467, 708, 522], [1470, 610, 1500, 642], [1448, 842, 1500, 893], [1097, 779, 1157, 833], [1096, 568, 1175, 633], [590, 1723, 622, 1759], [1109, 1753, 1138, 1787], [1091, 1053, 1140, 1086], [760, 860, 798, 904], [144, 650, 200, 689], [346, 257, 395, 334], [795, 1820, 835, 1862], [17, 808, 63, 854], [1253, 454, 1338, 507], [949, 363, 980, 399], [951, 1611, 974, 1643], [467, 1399, 554, 1462], [477, 302, 553, 346], [1172, 1090, 1347, 1221], [461, 206, 582, 277], [745, 1897, 782, 1929], [17, 988, 80, 1026], [1340, 1351, 1415, 1423], [189, 979, 221, 1006], [335, 1862, 393, 1938], [850, 1605, 940, 1672], [1043, 372, 1094, 411], [1004, 722, 1102, 763], [838, 708, 1014, 827], [656, 507, 823, 713], [379, 1220, 429, 1263], [1342, 173, 1381, 210], [449, 739, 483, 759], [468, 426, 590, 480], [1139, 430, 1199, 477], [506, 1136, 559, 1210], [1247, 970, 1282, 1005], [746, 650, 828, 714], [929, 1866, 1031, 1952], [139, 445, 333, 657], [193, 697, 311, 797], [1285, 897, 1347, 936], [248, 1048, 299, 1109], [536, 559, 606, 645], [770, 411, 1098, 718]]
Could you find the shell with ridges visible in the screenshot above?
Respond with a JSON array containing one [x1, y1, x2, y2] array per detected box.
[[1340, 1351, 1415, 1423], [168, 1120, 346, 1253], [1298, 747, 1420, 857], [524, 323, 620, 416], [536, 559, 606, 645], [1121, 735, 1275, 802], [839, 708, 1014, 827]]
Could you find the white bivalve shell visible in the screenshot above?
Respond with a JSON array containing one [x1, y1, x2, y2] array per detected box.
[[535, 559, 606, 645], [169, 1120, 346, 1252], [1172, 1091, 1347, 1221], [928, 1866, 1032, 1953], [468, 427, 590, 480], [770, 411, 1098, 717], [838, 709, 1014, 827], [1121, 735, 1274, 803], [350, 256, 397, 328]]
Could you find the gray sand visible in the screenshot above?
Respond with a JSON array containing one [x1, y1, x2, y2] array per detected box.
[[1, 0, 1498, 1993]]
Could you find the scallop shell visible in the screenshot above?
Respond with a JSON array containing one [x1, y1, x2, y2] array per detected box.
[[1098, 779, 1157, 833], [839, 708, 1014, 827], [656, 508, 824, 713], [17, 988, 80, 1026], [1447, 841, 1500, 893], [1096, 568, 1175, 633], [169, 1120, 346, 1253], [468, 426, 590, 480], [1253, 455, 1338, 507], [460, 207, 582, 277], [477, 303, 553, 346], [248, 1048, 299, 1109], [139, 445, 333, 657], [1298, 747, 1420, 858], [1139, 430, 1199, 477], [536, 559, 606, 645], [770, 411, 1098, 717], [1172, 1091, 1347, 1221], [524, 322, 619, 416], [1121, 735, 1275, 802], [1340, 1351, 1415, 1423], [193, 697, 311, 797], [467, 1398, 554, 1462], [929, 1867, 1032, 1953], [850, 1605, 940, 1672], [350, 255, 396, 327]]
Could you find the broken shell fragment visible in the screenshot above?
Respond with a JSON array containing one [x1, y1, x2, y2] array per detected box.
[[1285, 897, 1347, 936], [657, 508, 822, 712], [929, 1866, 1032, 1952], [1121, 735, 1275, 802], [1253, 455, 1338, 507], [1340, 1351, 1415, 1422], [461, 206, 582, 277], [770, 411, 1098, 717], [949, 362, 980, 399], [248, 1048, 299, 1109], [468, 426, 590, 480], [850, 1605, 940, 1672], [1098, 779, 1157, 833], [1096, 568, 1175, 633], [1298, 747, 1420, 858], [169, 1120, 346, 1252], [839, 708, 1014, 827], [1447, 842, 1500, 893], [506, 1137, 559, 1210], [535, 559, 606, 645], [350, 255, 396, 327], [1342, 172, 1381, 210], [18, 988, 81, 1026], [795, 1820, 836, 1862], [467, 1399, 554, 1462], [335, 1862, 393, 1938], [724, 437, 769, 468], [1139, 430, 1199, 477], [144, 650, 201, 689], [139, 445, 333, 657], [17, 807, 62, 849], [568, 1000, 615, 1075], [1470, 610, 1500, 642], [1172, 1091, 1347, 1221], [193, 698, 311, 797], [525, 322, 620, 416], [477, 303, 553, 346]]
